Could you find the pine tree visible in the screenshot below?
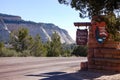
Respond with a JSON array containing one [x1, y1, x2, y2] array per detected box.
[[11, 28, 29, 52], [58, 0, 120, 41], [30, 34, 47, 57], [47, 32, 62, 57], [58, 0, 120, 18], [0, 42, 4, 55], [72, 45, 87, 57]]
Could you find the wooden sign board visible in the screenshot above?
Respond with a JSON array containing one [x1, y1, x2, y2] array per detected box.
[[74, 22, 91, 27], [76, 29, 88, 45]]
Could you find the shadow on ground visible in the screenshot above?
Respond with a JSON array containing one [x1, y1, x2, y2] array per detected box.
[[26, 70, 119, 80]]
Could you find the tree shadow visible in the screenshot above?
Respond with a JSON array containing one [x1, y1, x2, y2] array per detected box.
[[26, 70, 119, 80], [76, 69, 119, 80]]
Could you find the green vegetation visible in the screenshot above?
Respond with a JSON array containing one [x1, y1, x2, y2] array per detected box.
[[0, 42, 17, 57], [72, 45, 88, 57], [46, 32, 62, 57], [1, 28, 88, 57], [30, 34, 47, 57], [11, 28, 30, 52], [59, 0, 120, 41], [58, 0, 120, 18], [105, 13, 120, 41]]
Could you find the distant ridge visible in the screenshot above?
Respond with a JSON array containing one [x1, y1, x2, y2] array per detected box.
[[0, 13, 75, 44], [0, 18, 11, 43]]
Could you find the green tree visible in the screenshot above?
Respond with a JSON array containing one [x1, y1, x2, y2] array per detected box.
[[61, 43, 75, 57], [26, 35, 34, 51], [58, 0, 120, 18], [47, 32, 62, 57], [58, 0, 120, 41], [72, 45, 88, 57], [0, 42, 4, 55], [30, 34, 47, 57], [0, 42, 17, 57], [11, 28, 29, 52]]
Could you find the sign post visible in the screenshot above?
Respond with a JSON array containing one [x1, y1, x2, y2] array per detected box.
[[74, 16, 120, 72], [74, 22, 91, 45], [76, 29, 88, 45]]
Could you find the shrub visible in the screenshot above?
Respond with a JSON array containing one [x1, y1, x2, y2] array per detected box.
[[0, 48, 17, 57], [17, 50, 31, 57], [72, 45, 88, 57]]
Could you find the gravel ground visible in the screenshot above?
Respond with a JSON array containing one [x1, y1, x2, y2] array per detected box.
[[65, 67, 120, 80], [1, 57, 120, 80]]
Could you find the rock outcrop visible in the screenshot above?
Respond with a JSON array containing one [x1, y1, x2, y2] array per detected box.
[[0, 13, 75, 44], [0, 18, 11, 43]]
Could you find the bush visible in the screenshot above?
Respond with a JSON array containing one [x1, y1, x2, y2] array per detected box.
[[0, 48, 17, 57], [114, 32, 120, 41], [62, 50, 72, 57], [17, 50, 31, 57], [72, 45, 88, 57]]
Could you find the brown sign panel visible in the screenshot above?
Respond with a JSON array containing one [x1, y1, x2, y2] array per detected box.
[[74, 22, 91, 27], [76, 29, 88, 45]]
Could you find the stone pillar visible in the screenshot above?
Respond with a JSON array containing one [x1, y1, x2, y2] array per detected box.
[[88, 26, 120, 72]]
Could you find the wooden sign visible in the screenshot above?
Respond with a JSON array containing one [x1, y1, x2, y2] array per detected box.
[[76, 29, 88, 45], [74, 22, 91, 27]]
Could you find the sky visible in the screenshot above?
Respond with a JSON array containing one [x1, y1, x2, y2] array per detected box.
[[1, 0, 90, 40]]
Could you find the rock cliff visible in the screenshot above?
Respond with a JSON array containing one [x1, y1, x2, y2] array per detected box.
[[0, 13, 75, 44]]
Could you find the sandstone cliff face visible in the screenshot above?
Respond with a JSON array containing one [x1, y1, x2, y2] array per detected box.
[[0, 13, 21, 21], [0, 13, 75, 44], [0, 19, 11, 43]]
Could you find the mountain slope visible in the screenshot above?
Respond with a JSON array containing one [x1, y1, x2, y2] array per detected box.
[[0, 18, 11, 43], [0, 13, 75, 44]]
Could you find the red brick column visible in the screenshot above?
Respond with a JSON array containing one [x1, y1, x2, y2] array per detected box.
[[88, 26, 120, 72]]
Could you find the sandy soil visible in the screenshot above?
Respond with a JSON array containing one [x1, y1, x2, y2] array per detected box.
[[65, 67, 120, 80]]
